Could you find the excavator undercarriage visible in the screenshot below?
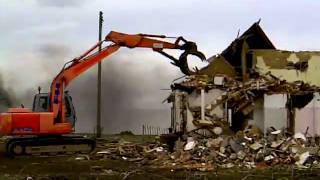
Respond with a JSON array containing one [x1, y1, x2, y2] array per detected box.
[[5, 135, 95, 156]]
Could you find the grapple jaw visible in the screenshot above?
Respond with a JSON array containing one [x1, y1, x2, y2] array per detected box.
[[177, 41, 207, 75], [155, 40, 207, 75]]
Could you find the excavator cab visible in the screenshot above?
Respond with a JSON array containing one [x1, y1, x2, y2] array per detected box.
[[32, 92, 76, 128]]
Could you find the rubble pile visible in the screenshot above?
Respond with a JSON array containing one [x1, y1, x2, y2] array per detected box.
[[92, 129, 320, 171]]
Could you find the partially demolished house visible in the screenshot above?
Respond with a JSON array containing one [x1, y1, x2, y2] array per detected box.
[[168, 21, 320, 137]]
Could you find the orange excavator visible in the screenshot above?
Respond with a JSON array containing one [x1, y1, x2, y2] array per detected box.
[[0, 31, 206, 156]]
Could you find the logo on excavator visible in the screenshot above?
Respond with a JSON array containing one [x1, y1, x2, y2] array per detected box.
[[12, 127, 33, 133], [153, 43, 163, 49], [54, 83, 60, 104]]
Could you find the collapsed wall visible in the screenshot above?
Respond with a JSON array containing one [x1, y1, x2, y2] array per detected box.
[[167, 21, 320, 137]]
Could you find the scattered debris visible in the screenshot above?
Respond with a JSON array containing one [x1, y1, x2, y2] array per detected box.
[[294, 132, 307, 141], [91, 128, 320, 171], [271, 130, 281, 135], [184, 138, 197, 151], [75, 155, 90, 161], [250, 142, 263, 151], [297, 151, 310, 166], [97, 150, 111, 155]]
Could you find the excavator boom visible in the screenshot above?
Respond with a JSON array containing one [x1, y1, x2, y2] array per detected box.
[[50, 31, 206, 124]]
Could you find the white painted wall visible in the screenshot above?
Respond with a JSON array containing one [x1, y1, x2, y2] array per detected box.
[[264, 94, 288, 134], [295, 93, 320, 136], [253, 94, 288, 135]]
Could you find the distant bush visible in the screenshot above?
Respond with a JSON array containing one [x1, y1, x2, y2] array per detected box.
[[119, 131, 134, 135]]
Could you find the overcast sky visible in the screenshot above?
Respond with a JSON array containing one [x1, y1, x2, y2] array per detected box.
[[1, 0, 320, 133]]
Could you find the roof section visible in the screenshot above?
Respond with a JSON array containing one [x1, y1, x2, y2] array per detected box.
[[221, 21, 275, 67], [199, 21, 276, 78]]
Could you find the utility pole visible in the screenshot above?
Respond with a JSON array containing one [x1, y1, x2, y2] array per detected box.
[[96, 11, 103, 138]]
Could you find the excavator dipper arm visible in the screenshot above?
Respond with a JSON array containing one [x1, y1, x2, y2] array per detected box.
[[50, 31, 206, 124]]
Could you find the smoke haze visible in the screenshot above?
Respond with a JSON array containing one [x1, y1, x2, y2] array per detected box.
[[1, 43, 179, 134], [0, 74, 15, 112]]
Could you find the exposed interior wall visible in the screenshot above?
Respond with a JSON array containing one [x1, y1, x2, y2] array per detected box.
[[252, 50, 320, 86], [252, 97, 264, 133], [264, 94, 288, 134], [295, 93, 320, 136], [186, 106, 197, 132], [186, 89, 224, 132], [187, 89, 224, 118], [252, 94, 288, 135]]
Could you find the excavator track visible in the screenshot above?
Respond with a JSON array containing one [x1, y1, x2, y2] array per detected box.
[[5, 135, 96, 156]]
